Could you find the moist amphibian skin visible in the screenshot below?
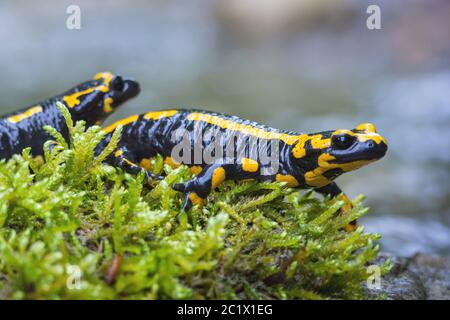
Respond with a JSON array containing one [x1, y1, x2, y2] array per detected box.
[[99, 109, 388, 231], [0, 72, 140, 159]]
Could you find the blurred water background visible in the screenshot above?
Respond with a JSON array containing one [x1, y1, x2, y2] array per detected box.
[[0, 0, 449, 255]]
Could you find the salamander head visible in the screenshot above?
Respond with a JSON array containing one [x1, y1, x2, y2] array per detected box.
[[291, 123, 388, 187], [61, 72, 140, 125]]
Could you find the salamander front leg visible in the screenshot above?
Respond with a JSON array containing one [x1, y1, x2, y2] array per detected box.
[[113, 147, 164, 182], [315, 182, 357, 232]]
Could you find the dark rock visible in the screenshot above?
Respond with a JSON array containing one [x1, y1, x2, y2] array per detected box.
[[366, 253, 450, 300]]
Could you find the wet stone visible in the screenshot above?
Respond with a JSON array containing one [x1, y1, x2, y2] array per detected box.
[[366, 253, 450, 300]]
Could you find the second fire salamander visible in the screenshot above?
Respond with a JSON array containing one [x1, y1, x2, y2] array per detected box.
[[0, 72, 139, 160], [99, 109, 388, 231]]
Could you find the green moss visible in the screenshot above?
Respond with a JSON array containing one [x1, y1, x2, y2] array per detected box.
[[0, 103, 390, 300]]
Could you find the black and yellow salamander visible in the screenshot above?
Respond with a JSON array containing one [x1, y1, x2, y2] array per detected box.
[[0, 72, 140, 160], [99, 109, 388, 231]]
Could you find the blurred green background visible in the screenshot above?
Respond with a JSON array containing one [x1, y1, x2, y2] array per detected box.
[[0, 0, 449, 254]]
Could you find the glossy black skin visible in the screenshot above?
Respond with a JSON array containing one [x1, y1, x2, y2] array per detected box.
[[99, 109, 388, 213], [101, 109, 299, 182], [0, 74, 140, 159]]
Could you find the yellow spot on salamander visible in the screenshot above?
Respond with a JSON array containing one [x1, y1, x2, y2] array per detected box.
[[7, 105, 43, 123], [114, 149, 122, 157], [144, 110, 178, 120], [187, 112, 302, 145], [93, 72, 114, 85], [310, 135, 331, 149], [103, 115, 139, 133], [333, 129, 353, 136], [292, 135, 308, 158], [358, 132, 387, 145], [340, 194, 353, 214], [104, 97, 114, 113], [304, 172, 330, 188], [190, 165, 203, 175], [211, 167, 226, 190], [63, 72, 114, 109], [334, 127, 387, 145], [292, 134, 331, 159], [164, 156, 180, 168], [241, 158, 259, 173], [355, 123, 376, 133], [304, 153, 372, 188], [139, 158, 152, 171], [189, 192, 206, 207], [275, 174, 299, 187], [63, 85, 109, 108]]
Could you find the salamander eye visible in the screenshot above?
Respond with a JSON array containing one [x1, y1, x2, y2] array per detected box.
[[111, 76, 124, 91], [332, 134, 355, 150]]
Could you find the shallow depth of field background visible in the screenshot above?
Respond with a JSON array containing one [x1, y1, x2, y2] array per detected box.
[[0, 0, 449, 255]]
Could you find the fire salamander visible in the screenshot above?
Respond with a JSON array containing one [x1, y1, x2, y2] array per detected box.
[[99, 109, 388, 231], [0, 72, 140, 160]]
